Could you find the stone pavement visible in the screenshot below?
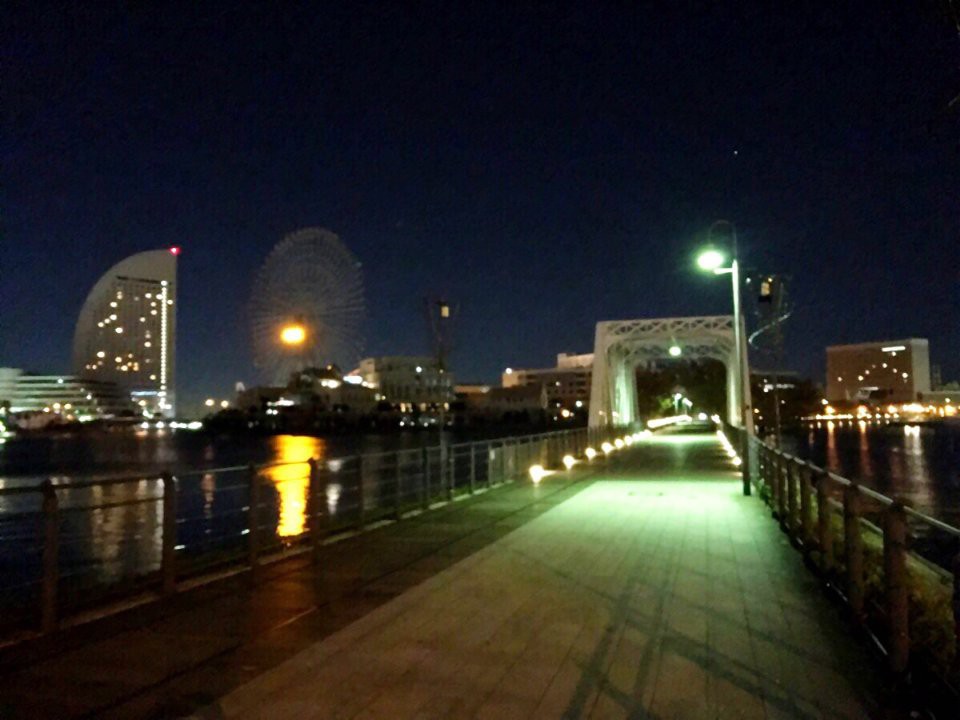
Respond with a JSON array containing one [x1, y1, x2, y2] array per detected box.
[[203, 432, 889, 719]]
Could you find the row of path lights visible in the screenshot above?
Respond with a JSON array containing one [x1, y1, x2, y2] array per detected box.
[[527, 430, 652, 483]]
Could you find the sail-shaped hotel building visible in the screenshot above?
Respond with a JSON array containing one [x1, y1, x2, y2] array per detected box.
[[72, 248, 178, 417]]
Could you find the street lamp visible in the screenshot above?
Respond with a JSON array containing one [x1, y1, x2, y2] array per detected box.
[[696, 221, 754, 496]]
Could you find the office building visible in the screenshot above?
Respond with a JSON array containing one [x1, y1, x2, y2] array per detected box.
[[501, 353, 592, 410], [354, 356, 453, 411], [73, 248, 178, 417], [826, 339, 930, 403]]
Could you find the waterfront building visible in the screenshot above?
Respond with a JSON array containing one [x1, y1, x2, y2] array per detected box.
[[0, 367, 132, 420], [826, 339, 930, 403], [458, 384, 546, 421], [354, 356, 453, 411], [236, 366, 377, 416], [73, 249, 179, 417], [501, 352, 592, 411]]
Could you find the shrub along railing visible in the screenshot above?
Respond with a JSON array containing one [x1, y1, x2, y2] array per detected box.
[[0, 425, 623, 642], [740, 431, 960, 696]]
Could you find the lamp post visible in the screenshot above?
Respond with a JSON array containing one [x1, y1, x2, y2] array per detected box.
[[696, 221, 754, 496]]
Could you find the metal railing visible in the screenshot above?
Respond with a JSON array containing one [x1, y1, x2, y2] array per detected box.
[[0, 426, 622, 640], [740, 430, 960, 693]]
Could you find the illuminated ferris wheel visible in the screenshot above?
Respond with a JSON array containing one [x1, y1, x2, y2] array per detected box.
[[250, 228, 365, 383]]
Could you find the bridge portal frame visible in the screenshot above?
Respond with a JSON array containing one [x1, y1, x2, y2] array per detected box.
[[588, 315, 751, 429]]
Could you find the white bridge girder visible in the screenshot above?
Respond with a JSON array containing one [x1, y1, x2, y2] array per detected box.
[[588, 315, 748, 429]]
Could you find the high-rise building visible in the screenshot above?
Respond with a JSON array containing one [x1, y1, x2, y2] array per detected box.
[[826, 339, 930, 403], [73, 249, 178, 417]]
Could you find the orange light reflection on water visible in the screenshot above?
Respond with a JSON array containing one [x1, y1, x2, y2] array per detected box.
[[263, 435, 325, 538]]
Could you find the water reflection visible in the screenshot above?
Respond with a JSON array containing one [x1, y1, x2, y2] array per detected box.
[[825, 421, 838, 469], [857, 421, 873, 479], [201, 473, 215, 520], [262, 436, 325, 538], [901, 425, 932, 507], [792, 423, 959, 528]]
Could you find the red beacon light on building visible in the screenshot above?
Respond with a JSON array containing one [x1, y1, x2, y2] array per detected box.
[[169, 246, 181, 256]]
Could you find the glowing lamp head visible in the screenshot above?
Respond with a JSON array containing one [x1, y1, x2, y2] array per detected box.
[[696, 248, 726, 271], [280, 324, 307, 346], [529, 464, 546, 484], [562, 454, 576, 470], [668, 345, 682, 357], [601, 442, 614, 454], [585, 447, 597, 460], [169, 246, 181, 256]]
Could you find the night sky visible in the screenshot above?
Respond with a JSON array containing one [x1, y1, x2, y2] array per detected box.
[[3, 2, 958, 412]]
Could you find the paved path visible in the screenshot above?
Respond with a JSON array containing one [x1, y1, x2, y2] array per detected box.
[[0, 454, 595, 719], [202, 432, 887, 719]]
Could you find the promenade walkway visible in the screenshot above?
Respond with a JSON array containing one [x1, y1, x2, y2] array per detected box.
[[0, 430, 893, 719], [204, 430, 888, 720]]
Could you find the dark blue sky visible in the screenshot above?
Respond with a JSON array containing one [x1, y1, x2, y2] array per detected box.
[[2, 2, 958, 409]]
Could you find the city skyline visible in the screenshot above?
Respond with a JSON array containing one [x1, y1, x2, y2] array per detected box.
[[2, 3, 958, 409]]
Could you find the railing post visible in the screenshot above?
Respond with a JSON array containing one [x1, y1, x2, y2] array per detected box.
[[161, 472, 177, 596], [469, 443, 476, 493], [799, 462, 813, 549], [307, 458, 321, 562], [787, 460, 798, 538], [357, 455, 366, 527], [777, 455, 788, 525], [843, 483, 865, 620], [762, 448, 771, 500], [40, 480, 59, 633], [394, 450, 403, 520], [953, 552, 960, 656], [883, 499, 909, 676], [766, 449, 777, 508], [487, 442, 494, 488], [421, 446, 429, 510], [446, 445, 454, 501], [816, 470, 834, 574], [247, 464, 260, 582]]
